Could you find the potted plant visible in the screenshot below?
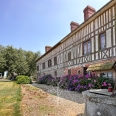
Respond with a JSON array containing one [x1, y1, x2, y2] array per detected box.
[[108, 83, 113, 92]]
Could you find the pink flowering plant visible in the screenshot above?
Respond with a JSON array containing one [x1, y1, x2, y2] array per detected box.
[[96, 77, 114, 89]]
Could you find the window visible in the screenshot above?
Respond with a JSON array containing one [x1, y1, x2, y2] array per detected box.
[[54, 56, 57, 65], [42, 62, 45, 69], [100, 72, 113, 79], [37, 66, 39, 71], [100, 33, 106, 50], [48, 60, 52, 67], [68, 69, 71, 75], [68, 52, 71, 61], [100, 72, 107, 77], [107, 72, 112, 78], [83, 40, 91, 55]]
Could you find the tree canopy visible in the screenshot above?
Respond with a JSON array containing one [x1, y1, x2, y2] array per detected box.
[[0, 45, 41, 76]]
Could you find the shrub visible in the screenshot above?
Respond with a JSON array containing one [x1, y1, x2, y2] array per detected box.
[[37, 74, 115, 92], [96, 77, 114, 89], [38, 74, 54, 85], [51, 77, 61, 86], [16, 75, 32, 84]]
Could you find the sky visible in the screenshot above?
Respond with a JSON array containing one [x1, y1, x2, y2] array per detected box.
[[0, 0, 110, 54]]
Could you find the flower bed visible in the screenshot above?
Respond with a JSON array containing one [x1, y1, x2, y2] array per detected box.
[[37, 74, 114, 92]]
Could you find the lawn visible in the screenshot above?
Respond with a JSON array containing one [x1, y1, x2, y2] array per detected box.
[[0, 81, 21, 116]]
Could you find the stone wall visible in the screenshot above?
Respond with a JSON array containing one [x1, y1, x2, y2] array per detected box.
[[82, 90, 116, 116]]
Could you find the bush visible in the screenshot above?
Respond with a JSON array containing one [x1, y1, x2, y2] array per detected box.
[[37, 74, 54, 85], [16, 75, 32, 84], [51, 77, 61, 86], [37, 74, 115, 92], [95, 77, 114, 89]]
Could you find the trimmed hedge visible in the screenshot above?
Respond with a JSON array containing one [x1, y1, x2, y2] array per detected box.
[[16, 75, 32, 84]]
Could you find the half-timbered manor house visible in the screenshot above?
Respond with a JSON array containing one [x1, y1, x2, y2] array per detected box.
[[36, 0, 116, 80]]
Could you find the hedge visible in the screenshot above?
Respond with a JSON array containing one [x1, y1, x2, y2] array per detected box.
[[16, 75, 32, 84]]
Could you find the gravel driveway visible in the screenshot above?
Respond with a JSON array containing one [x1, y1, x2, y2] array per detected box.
[[32, 83, 84, 104]]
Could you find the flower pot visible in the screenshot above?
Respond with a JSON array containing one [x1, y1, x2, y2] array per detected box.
[[108, 87, 113, 92]]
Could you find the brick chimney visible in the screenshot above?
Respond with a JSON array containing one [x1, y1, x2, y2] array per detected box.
[[70, 21, 79, 32], [83, 6, 96, 21], [45, 46, 52, 53]]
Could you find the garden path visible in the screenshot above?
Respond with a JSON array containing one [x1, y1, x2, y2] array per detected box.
[[32, 83, 84, 104]]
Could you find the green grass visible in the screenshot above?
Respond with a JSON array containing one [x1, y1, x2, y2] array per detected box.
[[0, 82, 22, 116]]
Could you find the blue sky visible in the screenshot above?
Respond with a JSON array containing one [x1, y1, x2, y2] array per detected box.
[[0, 0, 110, 54]]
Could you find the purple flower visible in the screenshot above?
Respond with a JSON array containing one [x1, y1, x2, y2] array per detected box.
[[85, 74, 91, 78], [78, 75, 83, 78], [88, 83, 94, 88]]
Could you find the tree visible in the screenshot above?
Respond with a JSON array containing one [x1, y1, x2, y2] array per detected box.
[[0, 54, 5, 73], [0, 45, 6, 73], [25, 51, 41, 76], [0, 45, 41, 77], [3, 46, 29, 75], [15, 48, 29, 75]]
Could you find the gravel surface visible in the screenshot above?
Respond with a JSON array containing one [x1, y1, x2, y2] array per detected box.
[[32, 83, 84, 104]]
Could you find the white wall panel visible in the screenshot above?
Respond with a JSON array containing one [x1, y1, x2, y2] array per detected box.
[[80, 43, 82, 56], [92, 54, 94, 61], [95, 35, 98, 51], [109, 9, 111, 22], [113, 47, 116, 56], [106, 29, 111, 48], [91, 21, 93, 32], [103, 13, 106, 25], [106, 11, 108, 24], [91, 37, 94, 53], [112, 6, 115, 19], [96, 53, 98, 60], [52, 58, 54, 66], [95, 19, 98, 30], [113, 27, 116, 46]]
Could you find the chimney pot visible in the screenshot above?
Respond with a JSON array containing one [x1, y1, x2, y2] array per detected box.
[[83, 5, 96, 21], [70, 21, 79, 32], [45, 46, 52, 53]]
